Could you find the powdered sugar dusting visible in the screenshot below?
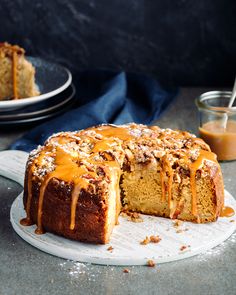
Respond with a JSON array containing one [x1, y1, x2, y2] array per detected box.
[[59, 261, 89, 276]]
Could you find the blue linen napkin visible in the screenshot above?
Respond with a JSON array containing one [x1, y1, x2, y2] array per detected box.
[[10, 70, 177, 152]]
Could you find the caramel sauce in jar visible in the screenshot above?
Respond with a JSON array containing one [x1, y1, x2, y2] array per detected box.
[[196, 91, 236, 161], [199, 120, 236, 161]]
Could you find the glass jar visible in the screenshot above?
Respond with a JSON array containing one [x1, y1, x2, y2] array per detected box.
[[195, 91, 236, 161]]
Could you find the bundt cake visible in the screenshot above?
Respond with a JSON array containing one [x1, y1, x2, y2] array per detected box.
[[21, 123, 224, 244], [0, 42, 39, 100]]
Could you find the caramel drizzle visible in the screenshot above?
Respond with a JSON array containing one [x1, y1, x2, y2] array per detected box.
[[20, 151, 48, 227], [220, 206, 235, 217], [189, 150, 218, 217], [160, 156, 173, 207], [70, 185, 83, 230], [22, 126, 128, 234], [35, 148, 91, 234], [92, 138, 115, 153], [21, 147, 92, 233], [160, 149, 220, 219], [167, 170, 173, 209], [91, 125, 134, 141], [0, 43, 25, 99], [20, 169, 34, 226], [12, 50, 18, 99], [35, 176, 50, 234]]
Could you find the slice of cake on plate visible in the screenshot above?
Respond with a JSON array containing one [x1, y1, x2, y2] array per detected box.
[[0, 42, 40, 100]]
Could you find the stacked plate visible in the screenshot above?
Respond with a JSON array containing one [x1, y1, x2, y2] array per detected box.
[[0, 57, 76, 127]]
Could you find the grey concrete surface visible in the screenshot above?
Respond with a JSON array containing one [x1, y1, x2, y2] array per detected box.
[[0, 88, 235, 295]]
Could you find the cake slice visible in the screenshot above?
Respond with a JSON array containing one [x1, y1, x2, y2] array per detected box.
[[0, 42, 40, 100]]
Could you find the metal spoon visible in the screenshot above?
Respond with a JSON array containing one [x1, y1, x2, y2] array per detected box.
[[222, 77, 236, 129]]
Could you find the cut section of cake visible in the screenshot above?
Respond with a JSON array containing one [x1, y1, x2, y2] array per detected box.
[[0, 42, 40, 100], [21, 124, 224, 244]]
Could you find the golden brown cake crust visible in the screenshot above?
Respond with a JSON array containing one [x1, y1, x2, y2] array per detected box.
[[22, 123, 225, 244], [23, 177, 108, 243]]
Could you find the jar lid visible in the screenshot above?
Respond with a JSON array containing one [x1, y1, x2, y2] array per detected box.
[[195, 91, 236, 114]]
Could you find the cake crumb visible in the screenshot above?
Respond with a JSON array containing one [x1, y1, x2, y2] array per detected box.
[[230, 220, 235, 223], [121, 211, 143, 223], [128, 212, 143, 223], [176, 229, 183, 234], [147, 260, 155, 267], [173, 220, 183, 227], [107, 246, 114, 252], [140, 236, 150, 245], [140, 235, 161, 245], [180, 245, 187, 251], [123, 268, 130, 273], [150, 235, 161, 243]]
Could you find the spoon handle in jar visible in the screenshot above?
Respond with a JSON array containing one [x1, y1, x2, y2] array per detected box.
[[229, 77, 236, 107], [222, 77, 236, 129]]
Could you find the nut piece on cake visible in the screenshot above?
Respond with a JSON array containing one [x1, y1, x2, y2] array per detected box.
[[0, 42, 40, 100]]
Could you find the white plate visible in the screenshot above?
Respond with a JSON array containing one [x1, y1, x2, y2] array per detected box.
[[0, 150, 235, 266], [0, 57, 72, 110], [0, 84, 76, 121]]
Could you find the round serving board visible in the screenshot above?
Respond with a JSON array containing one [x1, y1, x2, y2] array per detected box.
[[10, 191, 236, 265], [1, 150, 236, 266]]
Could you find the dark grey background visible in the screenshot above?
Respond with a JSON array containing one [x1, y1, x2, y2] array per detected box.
[[1, 0, 236, 86]]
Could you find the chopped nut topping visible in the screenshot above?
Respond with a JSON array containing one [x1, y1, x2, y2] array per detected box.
[[147, 260, 155, 267]]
